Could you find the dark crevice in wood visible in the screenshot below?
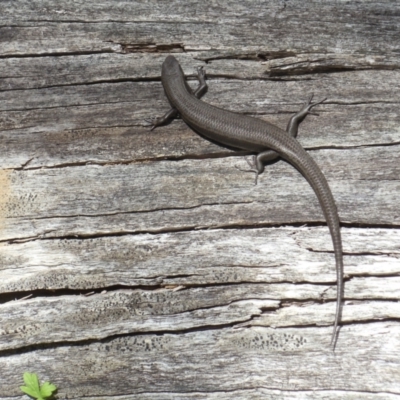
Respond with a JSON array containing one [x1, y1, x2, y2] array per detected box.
[[270, 66, 364, 77], [0, 39, 187, 59], [198, 53, 400, 74], [198, 51, 297, 62], [0, 281, 336, 305], [3, 221, 400, 245], [160, 280, 336, 291], [18, 157, 35, 169], [305, 140, 400, 151], [0, 284, 168, 305], [339, 221, 400, 230], [4, 310, 374, 355], [326, 249, 399, 257], [6, 199, 256, 223], [0, 49, 117, 60], [1, 98, 153, 111], [13, 158, 142, 171], [10, 151, 247, 171], [0, 76, 162, 93], [116, 42, 186, 54], [3, 279, 278, 302], [2, 221, 324, 244], [0, 320, 250, 358], [345, 272, 400, 279], [1, 281, 398, 309], [249, 316, 400, 330], [10, 138, 400, 173]]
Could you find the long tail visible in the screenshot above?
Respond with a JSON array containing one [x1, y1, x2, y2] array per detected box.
[[330, 244, 344, 349], [276, 141, 344, 349]]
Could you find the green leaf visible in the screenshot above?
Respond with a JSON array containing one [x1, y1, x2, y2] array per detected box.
[[20, 386, 41, 399], [23, 372, 40, 389], [38, 382, 57, 397], [23, 372, 40, 391], [20, 372, 57, 400], [21, 372, 41, 398]]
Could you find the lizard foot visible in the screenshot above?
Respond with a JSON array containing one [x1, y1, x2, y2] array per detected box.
[[235, 156, 259, 185]]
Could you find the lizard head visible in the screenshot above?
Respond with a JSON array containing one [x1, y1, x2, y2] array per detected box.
[[162, 55, 184, 77]]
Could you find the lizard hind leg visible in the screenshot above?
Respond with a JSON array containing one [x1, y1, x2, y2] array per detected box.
[[235, 155, 259, 185], [146, 108, 179, 131], [286, 93, 327, 137], [236, 151, 277, 185], [238, 95, 327, 182]]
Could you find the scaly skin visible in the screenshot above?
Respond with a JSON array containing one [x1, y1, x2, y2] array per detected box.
[[154, 55, 343, 348]]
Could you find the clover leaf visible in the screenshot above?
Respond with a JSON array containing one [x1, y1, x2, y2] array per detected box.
[[20, 372, 57, 400]]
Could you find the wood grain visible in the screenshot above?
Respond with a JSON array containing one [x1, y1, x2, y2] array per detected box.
[[1, 0, 400, 398]]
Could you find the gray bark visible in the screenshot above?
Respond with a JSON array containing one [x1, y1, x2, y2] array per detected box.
[[1, 0, 400, 398]]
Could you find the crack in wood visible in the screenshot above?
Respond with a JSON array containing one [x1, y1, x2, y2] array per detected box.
[[117, 42, 186, 54]]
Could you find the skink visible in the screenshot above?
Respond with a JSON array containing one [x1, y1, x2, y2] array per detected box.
[[151, 55, 343, 347]]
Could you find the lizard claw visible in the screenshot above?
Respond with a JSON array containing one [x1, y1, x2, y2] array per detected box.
[[299, 94, 327, 118], [144, 117, 159, 131], [235, 156, 259, 185], [197, 66, 206, 79]]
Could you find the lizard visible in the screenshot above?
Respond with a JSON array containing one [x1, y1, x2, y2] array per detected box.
[[149, 55, 343, 347]]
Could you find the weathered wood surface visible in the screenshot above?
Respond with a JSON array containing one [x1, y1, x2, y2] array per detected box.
[[1, 0, 400, 399]]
